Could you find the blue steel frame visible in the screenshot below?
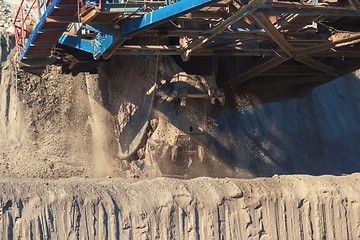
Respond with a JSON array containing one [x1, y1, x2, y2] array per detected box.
[[59, 0, 221, 59], [119, 0, 220, 37]]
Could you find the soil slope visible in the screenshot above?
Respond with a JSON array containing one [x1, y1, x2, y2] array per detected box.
[[1, 174, 359, 239], [0, 1, 359, 239], [1, 50, 359, 178], [1, 0, 360, 178]]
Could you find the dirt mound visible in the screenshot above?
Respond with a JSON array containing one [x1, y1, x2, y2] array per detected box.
[[1, 43, 360, 178], [1, 0, 360, 178], [1, 174, 359, 239], [0, 1, 360, 239]]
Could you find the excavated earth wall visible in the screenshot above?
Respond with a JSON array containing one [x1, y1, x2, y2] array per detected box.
[[0, 174, 359, 239], [1, 1, 359, 179]]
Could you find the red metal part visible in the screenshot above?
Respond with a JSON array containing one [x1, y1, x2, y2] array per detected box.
[[78, 0, 81, 21], [13, 0, 44, 60]]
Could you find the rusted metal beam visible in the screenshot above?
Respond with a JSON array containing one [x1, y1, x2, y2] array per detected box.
[[181, 0, 270, 60], [102, 38, 127, 60], [46, 16, 77, 23], [81, 8, 99, 23], [347, 0, 360, 11], [258, 2, 360, 16], [258, 65, 321, 76], [296, 33, 360, 57], [220, 56, 290, 88], [219, 32, 360, 88], [295, 56, 341, 77], [251, 13, 294, 57], [309, 51, 360, 57]]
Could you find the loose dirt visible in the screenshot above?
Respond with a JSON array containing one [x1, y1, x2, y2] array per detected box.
[[0, 1, 360, 239], [1, 48, 359, 179], [1, 174, 359, 239]]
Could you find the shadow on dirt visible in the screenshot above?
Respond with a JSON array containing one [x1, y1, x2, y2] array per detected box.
[[98, 56, 360, 178]]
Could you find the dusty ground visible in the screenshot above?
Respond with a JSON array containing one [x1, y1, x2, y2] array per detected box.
[[1, 174, 359, 239], [1, 2, 359, 179], [1, 48, 359, 179], [0, 1, 360, 239]]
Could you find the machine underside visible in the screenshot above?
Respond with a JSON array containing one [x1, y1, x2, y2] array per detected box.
[[12, 0, 360, 159], [13, 0, 360, 90]]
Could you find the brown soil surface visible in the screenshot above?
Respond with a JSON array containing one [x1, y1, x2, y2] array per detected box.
[[1, 49, 359, 179], [1, 174, 359, 239], [1, 1, 360, 239]]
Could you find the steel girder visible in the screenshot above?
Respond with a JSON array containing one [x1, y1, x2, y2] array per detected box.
[[59, 0, 360, 61], [60, 0, 222, 59]]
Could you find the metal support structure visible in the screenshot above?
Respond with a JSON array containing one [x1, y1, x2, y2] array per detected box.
[[13, 0, 360, 85], [222, 32, 360, 88], [59, 34, 93, 53], [250, 12, 341, 78], [120, 0, 221, 36], [181, 0, 270, 61], [295, 56, 341, 77], [60, 0, 221, 59], [251, 13, 294, 57], [296, 33, 360, 57], [257, 3, 360, 16], [221, 56, 290, 88]]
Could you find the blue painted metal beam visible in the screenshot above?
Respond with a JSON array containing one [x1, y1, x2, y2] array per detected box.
[[59, 34, 94, 53], [59, 26, 123, 59], [61, 0, 222, 59], [119, 0, 221, 37], [101, 2, 165, 13]]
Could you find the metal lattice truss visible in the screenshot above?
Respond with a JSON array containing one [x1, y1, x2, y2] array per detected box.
[[15, 0, 360, 87]]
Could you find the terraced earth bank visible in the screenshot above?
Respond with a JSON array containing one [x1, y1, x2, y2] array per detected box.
[[0, 0, 360, 239], [1, 174, 360, 239]]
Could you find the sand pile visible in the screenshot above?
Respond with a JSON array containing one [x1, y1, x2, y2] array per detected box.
[[1, 36, 360, 179]]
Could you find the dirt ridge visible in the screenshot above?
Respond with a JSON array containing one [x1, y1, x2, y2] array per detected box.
[[1, 174, 359, 239]]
